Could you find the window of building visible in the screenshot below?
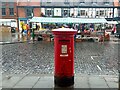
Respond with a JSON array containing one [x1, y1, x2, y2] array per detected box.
[[79, 0, 85, 3], [78, 10, 80, 16], [91, 0, 97, 3], [2, 2, 6, 6], [47, 0, 52, 3], [9, 8, 14, 15], [62, 9, 70, 17], [80, 10, 85, 16], [9, 2, 14, 6], [26, 8, 33, 18], [96, 11, 99, 16], [118, 9, 120, 17], [104, 0, 109, 4], [2, 8, 6, 15], [2, 2, 6, 16], [64, 10, 68, 16], [100, 10, 104, 16], [46, 10, 52, 16], [45, 8, 54, 17], [64, 0, 69, 4], [65, 0, 69, 2]]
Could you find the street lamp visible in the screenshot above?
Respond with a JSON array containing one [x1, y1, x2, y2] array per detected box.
[[17, 0, 19, 32], [102, 23, 106, 42]]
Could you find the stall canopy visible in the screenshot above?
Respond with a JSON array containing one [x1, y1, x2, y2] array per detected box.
[[0, 19, 17, 27], [0, 19, 16, 23], [107, 21, 118, 24], [29, 17, 108, 23]]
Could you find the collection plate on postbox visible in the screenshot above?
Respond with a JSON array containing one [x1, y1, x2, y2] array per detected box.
[[60, 45, 68, 57]]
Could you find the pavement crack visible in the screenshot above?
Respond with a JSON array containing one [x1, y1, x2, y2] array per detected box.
[[12, 74, 27, 88], [32, 76, 41, 88]]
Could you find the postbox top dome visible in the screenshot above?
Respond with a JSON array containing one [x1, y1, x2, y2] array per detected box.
[[52, 28, 77, 35], [52, 28, 77, 32]]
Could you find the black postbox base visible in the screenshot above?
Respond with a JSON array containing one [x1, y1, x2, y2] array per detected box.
[[54, 76, 74, 87]]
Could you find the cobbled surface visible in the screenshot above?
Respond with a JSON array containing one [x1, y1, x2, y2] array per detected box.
[[1, 41, 119, 75]]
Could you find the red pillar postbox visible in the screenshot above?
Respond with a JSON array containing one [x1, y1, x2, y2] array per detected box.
[[52, 28, 77, 87]]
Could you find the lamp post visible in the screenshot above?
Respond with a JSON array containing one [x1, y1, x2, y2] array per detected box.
[[102, 23, 106, 42], [16, 0, 19, 32]]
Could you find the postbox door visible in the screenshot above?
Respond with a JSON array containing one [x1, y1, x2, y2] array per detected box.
[[58, 38, 74, 77]]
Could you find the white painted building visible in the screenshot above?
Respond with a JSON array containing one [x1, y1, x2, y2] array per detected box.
[[40, 0, 118, 19]]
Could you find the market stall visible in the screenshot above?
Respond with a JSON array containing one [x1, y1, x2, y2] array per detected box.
[[29, 17, 108, 42]]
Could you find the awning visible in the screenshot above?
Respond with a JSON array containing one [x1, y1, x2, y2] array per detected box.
[[107, 21, 118, 24], [0, 19, 16, 22], [29, 17, 107, 23]]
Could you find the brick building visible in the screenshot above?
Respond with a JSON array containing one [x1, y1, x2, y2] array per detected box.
[[114, 0, 120, 17], [1, 1, 17, 19], [0, 1, 18, 27], [17, 0, 41, 30]]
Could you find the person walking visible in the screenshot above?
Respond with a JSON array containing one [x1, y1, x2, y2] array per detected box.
[[81, 24, 85, 37], [21, 23, 24, 34]]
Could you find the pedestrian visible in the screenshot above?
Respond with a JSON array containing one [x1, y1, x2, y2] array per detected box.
[[112, 24, 116, 34], [26, 24, 30, 35], [81, 24, 85, 37], [26, 24, 30, 40], [23, 24, 27, 35], [90, 24, 94, 32], [21, 23, 24, 34]]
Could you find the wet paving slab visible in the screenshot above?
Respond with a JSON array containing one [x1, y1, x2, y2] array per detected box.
[[0, 32, 31, 44], [1, 40, 119, 75]]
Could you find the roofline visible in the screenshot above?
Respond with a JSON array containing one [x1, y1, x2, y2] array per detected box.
[[16, 6, 120, 8]]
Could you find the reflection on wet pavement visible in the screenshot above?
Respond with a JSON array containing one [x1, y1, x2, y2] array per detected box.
[[0, 32, 30, 43]]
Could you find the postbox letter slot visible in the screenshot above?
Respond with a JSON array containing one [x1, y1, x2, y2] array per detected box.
[[59, 40, 70, 42]]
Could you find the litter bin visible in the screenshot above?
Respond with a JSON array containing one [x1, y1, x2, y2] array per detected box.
[[52, 28, 77, 87], [11, 27, 16, 33]]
